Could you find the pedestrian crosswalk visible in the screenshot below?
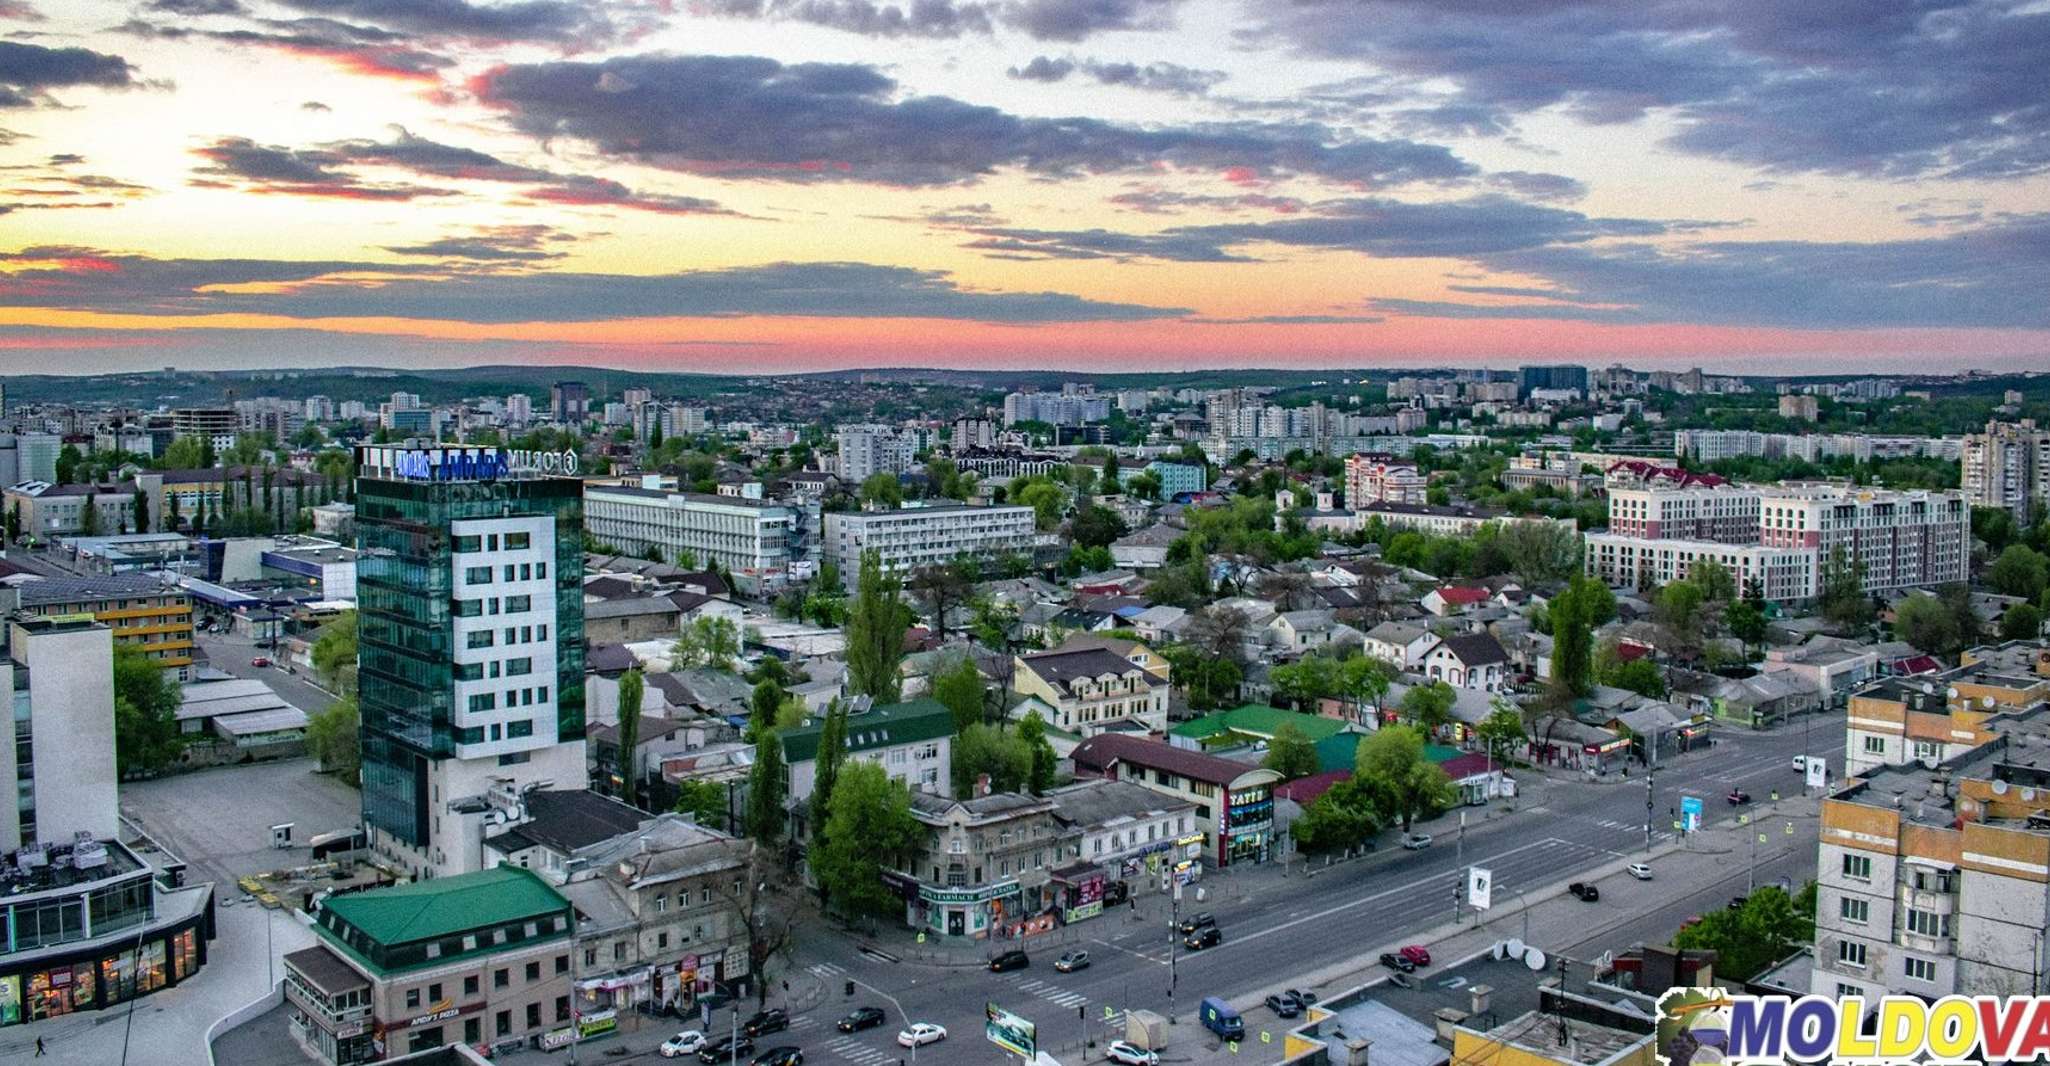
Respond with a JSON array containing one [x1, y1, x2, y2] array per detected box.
[[809, 962, 847, 978], [1013, 976, 1088, 1009], [820, 1034, 898, 1065]]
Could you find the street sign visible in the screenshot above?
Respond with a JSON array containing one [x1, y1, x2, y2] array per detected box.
[[1805, 757, 1828, 790], [1467, 866, 1494, 911], [1680, 795, 1703, 832], [986, 1002, 1036, 1058]]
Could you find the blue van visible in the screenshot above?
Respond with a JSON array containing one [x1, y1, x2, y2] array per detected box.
[[1200, 996, 1245, 1042]]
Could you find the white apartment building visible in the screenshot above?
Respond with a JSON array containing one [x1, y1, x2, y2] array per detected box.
[[1812, 707, 2050, 1006], [504, 393, 533, 425], [1343, 456, 1427, 507], [1003, 391, 1110, 426], [1584, 532, 1818, 599], [823, 504, 1037, 588], [1606, 484, 1759, 543], [583, 481, 795, 578], [950, 417, 997, 453], [1757, 485, 1969, 594], [0, 616, 120, 851], [837, 424, 918, 482], [1961, 420, 2050, 521]]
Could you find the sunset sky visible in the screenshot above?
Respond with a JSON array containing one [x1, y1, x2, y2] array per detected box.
[[1, 0, 2046, 374]]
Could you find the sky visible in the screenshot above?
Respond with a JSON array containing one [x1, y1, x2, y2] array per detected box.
[[0, 0, 2047, 375]]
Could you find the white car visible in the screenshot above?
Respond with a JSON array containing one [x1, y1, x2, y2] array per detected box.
[[898, 1023, 947, 1048], [1402, 833, 1433, 850], [659, 1031, 707, 1057], [1106, 1041, 1160, 1065], [1627, 863, 1653, 881]]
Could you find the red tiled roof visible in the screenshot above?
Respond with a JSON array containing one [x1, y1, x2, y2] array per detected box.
[[1071, 734, 1272, 787], [1274, 770, 1350, 804], [1436, 586, 1490, 605]]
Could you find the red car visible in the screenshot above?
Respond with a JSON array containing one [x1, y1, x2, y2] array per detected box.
[[1399, 945, 1431, 967], [250, 656, 272, 668]]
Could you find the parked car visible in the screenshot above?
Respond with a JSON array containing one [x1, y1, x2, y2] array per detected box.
[[698, 1035, 756, 1064], [1178, 912, 1216, 934], [1791, 755, 1812, 771], [250, 656, 272, 667], [742, 1008, 788, 1037], [1627, 863, 1654, 880], [1399, 945, 1431, 967], [1105, 1041, 1160, 1065], [660, 1032, 707, 1058], [1379, 952, 1415, 972], [897, 1023, 947, 1048], [989, 949, 1030, 973], [1054, 950, 1090, 973], [1727, 789, 1752, 805], [1184, 926, 1222, 950], [1103, 881, 1131, 907], [1402, 833, 1433, 850], [837, 1007, 886, 1033], [1286, 988, 1319, 1006], [1569, 882, 1601, 902], [1265, 992, 1303, 1018], [749, 1049, 802, 1066]]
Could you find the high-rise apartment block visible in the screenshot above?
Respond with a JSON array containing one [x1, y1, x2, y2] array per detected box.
[[823, 504, 1038, 588], [1344, 456, 1428, 507], [1961, 420, 2050, 521], [354, 445, 589, 880], [549, 381, 589, 424], [836, 424, 918, 482]]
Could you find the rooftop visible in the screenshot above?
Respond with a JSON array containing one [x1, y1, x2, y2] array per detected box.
[[1042, 778, 1194, 829], [780, 697, 956, 764], [318, 865, 570, 953], [14, 571, 185, 606], [485, 789, 649, 857], [1169, 704, 1349, 744], [1018, 647, 1160, 693], [1071, 734, 1282, 788]]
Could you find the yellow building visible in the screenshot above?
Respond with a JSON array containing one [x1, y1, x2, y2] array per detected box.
[[14, 573, 195, 677]]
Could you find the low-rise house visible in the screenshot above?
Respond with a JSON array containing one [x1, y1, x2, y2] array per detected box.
[[780, 697, 954, 810], [283, 867, 575, 1065], [1045, 778, 1201, 911], [887, 792, 1074, 939], [590, 715, 724, 800], [1069, 734, 1281, 868], [484, 789, 651, 876], [1363, 621, 1436, 670], [1012, 642, 1170, 736], [1421, 633, 1511, 692], [1269, 609, 1339, 654], [1109, 524, 1180, 571], [1422, 585, 1492, 617], [1127, 604, 1186, 644], [1761, 637, 1881, 706]]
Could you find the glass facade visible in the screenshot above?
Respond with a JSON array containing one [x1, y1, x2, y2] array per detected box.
[[1, 917, 205, 1027], [356, 470, 585, 847]]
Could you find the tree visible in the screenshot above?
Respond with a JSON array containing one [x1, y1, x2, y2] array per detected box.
[[78, 494, 101, 535], [673, 615, 740, 671], [969, 595, 1020, 651], [931, 654, 986, 733], [1128, 471, 1162, 502], [1185, 604, 1252, 664], [305, 696, 361, 780], [616, 669, 645, 807], [1725, 599, 1768, 651], [746, 728, 787, 846], [130, 486, 149, 534], [1014, 479, 1067, 530], [113, 642, 183, 777], [1548, 576, 1614, 697], [809, 701, 851, 848], [1606, 659, 1669, 698], [1016, 710, 1057, 795], [158, 435, 207, 471], [1474, 701, 1527, 761], [811, 761, 922, 918], [1989, 545, 2050, 603], [1498, 520, 1581, 586], [1070, 504, 1128, 549], [1270, 655, 1338, 710], [952, 723, 1030, 795], [1291, 784, 1378, 854], [1354, 725, 1455, 832], [1688, 558, 1737, 606], [1653, 581, 1706, 651], [1894, 593, 1961, 656], [673, 778, 728, 829], [844, 550, 906, 703], [2002, 602, 2044, 641], [1399, 680, 1456, 736], [859, 472, 903, 509], [1672, 884, 1813, 981], [1263, 722, 1321, 780], [1338, 654, 1394, 722], [310, 609, 358, 694], [747, 678, 784, 743], [55, 443, 82, 485], [711, 843, 802, 1007], [907, 558, 975, 640], [1820, 546, 1873, 630]]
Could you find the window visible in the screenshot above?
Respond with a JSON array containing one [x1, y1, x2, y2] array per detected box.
[[1906, 909, 1950, 937], [506, 532, 530, 550], [657, 932, 669, 949], [429, 982, 442, 1002], [453, 599, 482, 617], [463, 975, 479, 996], [504, 627, 517, 645], [496, 1010, 511, 1037], [526, 1003, 541, 1030], [654, 893, 667, 913], [506, 657, 533, 677], [1863, 736, 1886, 754], [538, 563, 548, 579], [614, 942, 627, 962], [454, 663, 483, 681], [525, 961, 540, 981], [1839, 897, 1869, 924], [1841, 854, 1872, 881], [1904, 956, 1937, 982], [406, 988, 421, 1009], [1838, 941, 1868, 967], [467, 693, 496, 713], [503, 564, 517, 582], [454, 535, 482, 553], [554, 954, 568, 974], [494, 968, 508, 988], [507, 595, 532, 613], [464, 1018, 481, 1045], [584, 948, 597, 967], [521, 563, 533, 581], [509, 719, 534, 738], [556, 996, 571, 1023], [465, 566, 492, 585], [467, 630, 494, 649]]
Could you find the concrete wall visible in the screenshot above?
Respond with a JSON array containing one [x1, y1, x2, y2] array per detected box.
[[24, 621, 120, 844]]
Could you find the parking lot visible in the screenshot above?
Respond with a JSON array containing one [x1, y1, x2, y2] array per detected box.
[[121, 756, 362, 886]]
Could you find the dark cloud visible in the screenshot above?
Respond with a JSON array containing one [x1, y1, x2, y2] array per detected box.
[[147, 0, 247, 13], [382, 224, 571, 262], [523, 175, 736, 216], [267, 0, 611, 45], [1196, 314, 1385, 324], [0, 41, 140, 108], [1106, 188, 1308, 214], [0, 248, 1190, 323], [1007, 54, 1224, 95], [190, 136, 458, 201], [701, 0, 1180, 40], [115, 17, 454, 84], [962, 195, 1670, 262], [301, 100, 331, 112], [1485, 170, 1587, 203], [474, 53, 1475, 187], [1255, 0, 2050, 180]]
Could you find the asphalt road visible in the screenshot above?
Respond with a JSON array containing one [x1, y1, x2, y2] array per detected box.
[[657, 715, 1847, 1066]]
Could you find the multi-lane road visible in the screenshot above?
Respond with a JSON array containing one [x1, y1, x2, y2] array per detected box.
[[634, 715, 1844, 1066]]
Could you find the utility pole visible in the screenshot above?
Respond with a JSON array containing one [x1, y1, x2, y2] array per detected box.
[[1644, 766, 1656, 853], [1167, 875, 1181, 1026]]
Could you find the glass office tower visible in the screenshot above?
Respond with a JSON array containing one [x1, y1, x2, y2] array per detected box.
[[354, 445, 588, 879]]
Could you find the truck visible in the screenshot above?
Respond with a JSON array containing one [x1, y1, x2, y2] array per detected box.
[[1199, 997, 1244, 1042], [1125, 1009, 1167, 1050]]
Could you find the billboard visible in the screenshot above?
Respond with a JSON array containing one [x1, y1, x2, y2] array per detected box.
[[987, 1002, 1037, 1058], [1467, 866, 1493, 910], [1680, 795, 1703, 832], [1804, 756, 1828, 790]]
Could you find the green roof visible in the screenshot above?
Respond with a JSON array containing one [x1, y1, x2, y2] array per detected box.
[[1314, 733, 1359, 774], [1170, 705, 1348, 746], [781, 698, 957, 764], [1424, 743, 1463, 764], [319, 866, 570, 958]]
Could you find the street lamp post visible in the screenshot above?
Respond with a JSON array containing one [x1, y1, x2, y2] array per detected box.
[[1644, 767, 1656, 853]]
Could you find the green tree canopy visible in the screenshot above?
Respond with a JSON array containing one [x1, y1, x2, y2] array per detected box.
[[1262, 722, 1321, 780], [112, 642, 183, 777], [1354, 725, 1456, 832], [1017, 710, 1057, 795], [812, 761, 923, 917], [305, 695, 360, 781], [859, 472, 904, 509], [844, 550, 907, 703], [931, 654, 986, 733]]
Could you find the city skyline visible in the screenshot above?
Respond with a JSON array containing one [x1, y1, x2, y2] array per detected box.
[[0, 1, 2046, 373]]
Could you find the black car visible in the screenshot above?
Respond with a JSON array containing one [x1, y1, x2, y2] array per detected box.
[[1569, 882, 1601, 902], [838, 1006, 887, 1033], [1104, 881, 1131, 906], [698, 1035, 757, 1064], [1379, 952, 1415, 973], [1184, 926, 1222, 950], [743, 1008, 789, 1037], [750, 1049, 803, 1066], [1728, 895, 1748, 911], [989, 949, 1030, 973], [1178, 912, 1216, 935], [1265, 992, 1303, 1018]]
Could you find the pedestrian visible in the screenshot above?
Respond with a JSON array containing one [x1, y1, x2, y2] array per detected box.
[[35, 1036, 46, 1057]]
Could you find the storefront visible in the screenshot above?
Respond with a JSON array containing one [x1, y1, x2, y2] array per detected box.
[[1582, 736, 1631, 773], [908, 880, 1022, 939], [0, 911, 209, 1027], [1222, 788, 1274, 867], [1049, 865, 1105, 924]]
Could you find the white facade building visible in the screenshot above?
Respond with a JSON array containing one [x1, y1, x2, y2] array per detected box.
[[823, 504, 1037, 588], [584, 481, 796, 578], [837, 424, 918, 482], [1, 616, 120, 851]]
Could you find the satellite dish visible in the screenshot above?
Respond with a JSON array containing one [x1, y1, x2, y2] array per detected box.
[[1983, 696, 1995, 709], [1525, 948, 1547, 971], [1505, 938, 1527, 959], [1946, 687, 1959, 700]]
